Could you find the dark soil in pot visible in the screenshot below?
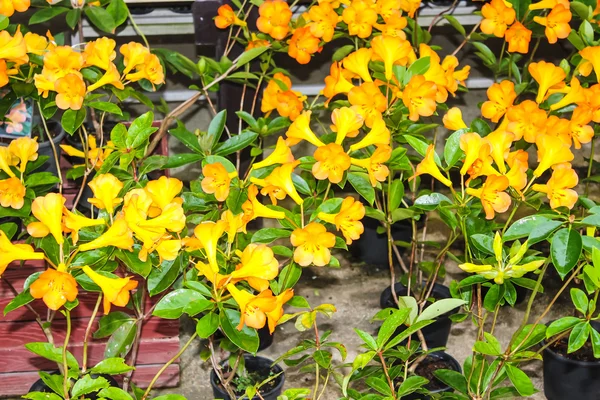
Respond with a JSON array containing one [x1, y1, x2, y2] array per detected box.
[[380, 282, 456, 349], [28, 372, 119, 398], [210, 354, 284, 400], [401, 351, 461, 400], [543, 321, 600, 400]]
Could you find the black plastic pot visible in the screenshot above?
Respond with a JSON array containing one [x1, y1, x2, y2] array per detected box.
[[210, 355, 285, 400], [28, 373, 119, 398], [380, 282, 456, 349], [350, 216, 412, 267], [403, 351, 461, 400], [543, 321, 600, 400]]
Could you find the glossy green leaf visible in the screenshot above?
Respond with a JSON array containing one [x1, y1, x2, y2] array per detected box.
[[551, 228, 582, 279]]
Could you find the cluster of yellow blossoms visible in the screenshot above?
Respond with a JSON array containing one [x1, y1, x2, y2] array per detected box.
[[0, 136, 37, 209]]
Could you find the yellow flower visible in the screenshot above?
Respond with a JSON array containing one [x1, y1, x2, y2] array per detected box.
[[312, 143, 351, 184], [402, 75, 438, 122], [226, 284, 277, 331], [0, 29, 27, 63], [189, 221, 226, 273], [534, 134, 574, 177], [481, 0, 516, 37], [0, 230, 44, 275], [290, 222, 336, 267], [0, 146, 17, 177], [484, 129, 514, 174], [528, 61, 566, 104], [252, 137, 294, 170], [62, 208, 105, 245], [145, 176, 183, 213], [532, 163, 578, 210], [60, 137, 113, 171], [568, 107, 594, 150], [78, 217, 134, 252], [481, 80, 516, 123], [133, 202, 186, 249], [27, 193, 66, 244], [506, 100, 547, 143], [550, 77, 586, 112], [533, 4, 571, 44], [579, 46, 600, 82], [83, 37, 116, 70], [505, 21, 532, 54], [342, 48, 373, 82], [318, 196, 365, 245], [460, 132, 488, 176], [411, 144, 452, 187], [285, 111, 325, 147], [253, 161, 304, 205], [55, 73, 86, 110], [153, 238, 182, 263], [443, 107, 467, 131], [126, 54, 165, 88], [0, 0, 29, 17], [215, 4, 247, 29], [30, 265, 78, 311], [24, 32, 48, 56], [221, 210, 245, 243], [8, 137, 38, 173], [331, 107, 364, 145], [266, 288, 294, 333], [371, 34, 416, 81], [230, 243, 279, 292], [88, 173, 123, 214], [350, 144, 392, 187], [466, 175, 511, 220], [120, 42, 150, 75], [348, 82, 388, 128], [529, 0, 569, 10], [41, 45, 83, 79], [342, 0, 378, 38], [87, 63, 124, 92], [505, 150, 529, 194], [349, 116, 390, 152], [201, 162, 236, 202], [242, 185, 286, 224], [323, 62, 355, 105], [82, 266, 138, 314], [0, 177, 25, 209]]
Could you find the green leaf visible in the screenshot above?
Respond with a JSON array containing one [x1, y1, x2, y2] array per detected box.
[[29, 7, 69, 24], [388, 179, 404, 211], [365, 376, 393, 396], [25, 342, 79, 371], [506, 364, 535, 396], [471, 233, 494, 255], [106, 0, 128, 27], [90, 358, 135, 375], [220, 309, 259, 353], [528, 219, 563, 245], [474, 332, 502, 356], [332, 45, 355, 61], [152, 395, 187, 400], [568, 322, 591, 353], [413, 193, 452, 211], [4, 272, 41, 315], [38, 371, 65, 397], [510, 324, 546, 352], [546, 317, 581, 338], [384, 320, 434, 350], [147, 255, 185, 296], [434, 369, 468, 394], [163, 153, 204, 169], [417, 298, 466, 322], [376, 308, 410, 348], [551, 228, 582, 279], [591, 327, 600, 358], [65, 9, 80, 29], [236, 46, 268, 68], [116, 247, 152, 278], [444, 15, 466, 36], [214, 131, 258, 156], [444, 128, 467, 168], [72, 375, 110, 398], [472, 42, 497, 65], [105, 320, 137, 358], [397, 376, 429, 397], [347, 172, 375, 205], [207, 110, 227, 148], [196, 312, 220, 338], [355, 328, 378, 351], [88, 101, 123, 116], [571, 288, 589, 315], [126, 111, 157, 149], [170, 120, 202, 153], [97, 387, 134, 400], [25, 172, 60, 187], [405, 135, 441, 165], [504, 216, 550, 241], [62, 108, 87, 135], [313, 350, 332, 368], [153, 288, 211, 319], [85, 6, 117, 33], [94, 311, 134, 339], [251, 228, 291, 244]]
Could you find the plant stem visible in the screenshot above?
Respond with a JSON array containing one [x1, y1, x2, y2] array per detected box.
[[63, 310, 72, 400], [208, 336, 237, 400], [378, 351, 397, 400], [37, 103, 63, 193], [82, 294, 102, 373], [127, 9, 150, 48]]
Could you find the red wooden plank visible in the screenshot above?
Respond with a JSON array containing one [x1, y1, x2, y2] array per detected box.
[[0, 363, 180, 397]]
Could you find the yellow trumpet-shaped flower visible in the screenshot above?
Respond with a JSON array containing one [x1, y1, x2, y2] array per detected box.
[[480, 0, 515, 37], [0, 0, 30, 17], [60, 136, 114, 171], [120, 42, 150, 75], [506, 100, 547, 143], [255, 161, 304, 205], [285, 111, 325, 147], [78, 217, 134, 252], [532, 163, 578, 210], [349, 117, 390, 152], [466, 175, 511, 220], [0, 230, 44, 275], [411, 144, 451, 187], [290, 222, 336, 267], [349, 82, 388, 128], [189, 221, 226, 273], [226, 284, 277, 331], [443, 107, 467, 131], [252, 137, 294, 170], [484, 129, 514, 174], [136, 202, 185, 236], [152, 238, 182, 263], [82, 266, 138, 314], [242, 185, 286, 224], [88, 173, 123, 214], [0, 29, 27, 63], [201, 162, 237, 202], [568, 107, 594, 150], [533, 4, 571, 44], [370, 34, 416, 81], [62, 208, 105, 245], [534, 134, 574, 177], [529, 0, 569, 10], [528, 61, 566, 104], [221, 210, 245, 243], [83, 37, 116, 70], [266, 288, 294, 333], [481, 80, 516, 123], [55, 73, 86, 111], [125, 53, 165, 88], [27, 193, 66, 244], [318, 196, 365, 245], [230, 243, 279, 292], [460, 132, 488, 176], [8, 137, 38, 172], [24, 32, 49, 56], [87, 63, 124, 92], [550, 77, 586, 111], [331, 107, 364, 145], [342, 48, 373, 82], [323, 62, 355, 105], [0, 147, 17, 177], [30, 265, 78, 311], [350, 144, 392, 187], [0, 177, 25, 209], [145, 176, 183, 213], [313, 143, 351, 184], [195, 260, 229, 289], [402, 75, 438, 122], [579, 46, 600, 82], [505, 150, 529, 195]]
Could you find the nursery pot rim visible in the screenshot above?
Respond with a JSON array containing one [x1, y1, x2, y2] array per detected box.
[[209, 354, 285, 400], [412, 351, 462, 395], [381, 281, 455, 317], [542, 320, 600, 367], [0, 120, 65, 148]]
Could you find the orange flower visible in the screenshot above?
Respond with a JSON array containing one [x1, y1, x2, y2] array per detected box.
[[481, 80, 517, 123], [275, 90, 305, 121], [544, 115, 571, 145], [290, 222, 336, 266], [0, 0, 29, 17], [579, 46, 600, 83], [460, 132, 488, 176], [306, 2, 339, 42], [411, 144, 452, 187], [505, 21, 532, 54], [466, 175, 511, 220], [262, 72, 292, 113], [313, 143, 351, 184], [568, 107, 594, 150], [528, 61, 566, 104], [323, 62, 355, 104], [348, 82, 388, 127], [242, 184, 286, 224], [350, 144, 392, 187], [534, 134, 574, 177], [246, 33, 270, 51], [399, 0, 420, 17], [54, 74, 85, 110], [529, 0, 569, 10], [505, 150, 529, 194], [342, 0, 378, 38], [371, 35, 416, 81], [257, 0, 292, 40], [402, 75, 437, 122], [288, 27, 320, 65], [318, 196, 365, 245], [201, 162, 236, 202], [550, 77, 585, 111], [331, 107, 363, 144], [82, 37, 116, 70], [0, 177, 25, 209], [581, 85, 600, 123], [443, 107, 467, 130], [120, 42, 149, 75], [481, 0, 516, 37], [125, 53, 165, 88], [30, 265, 78, 311], [285, 111, 325, 147], [214, 4, 246, 29], [485, 129, 514, 174], [349, 116, 390, 152], [506, 100, 547, 143], [343, 48, 373, 82], [82, 266, 138, 314], [374, 13, 407, 38], [252, 161, 304, 205], [376, 0, 402, 21], [533, 4, 571, 44], [532, 163, 578, 210]]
